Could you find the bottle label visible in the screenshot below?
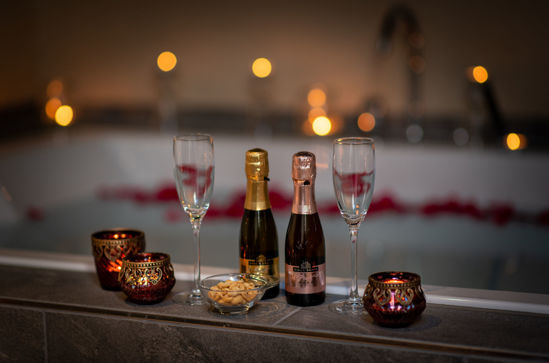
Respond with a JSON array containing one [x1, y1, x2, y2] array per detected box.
[[285, 262, 326, 294], [240, 256, 279, 284]]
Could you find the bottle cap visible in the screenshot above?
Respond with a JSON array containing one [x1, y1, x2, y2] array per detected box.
[[292, 151, 316, 182], [245, 148, 269, 180]]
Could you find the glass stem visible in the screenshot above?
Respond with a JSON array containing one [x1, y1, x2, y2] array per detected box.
[[348, 223, 360, 302], [191, 217, 202, 295]]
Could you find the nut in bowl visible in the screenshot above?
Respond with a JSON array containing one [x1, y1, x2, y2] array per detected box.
[[199, 273, 268, 315]]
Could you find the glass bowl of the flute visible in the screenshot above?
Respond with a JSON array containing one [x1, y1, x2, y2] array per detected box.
[[199, 273, 269, 315]]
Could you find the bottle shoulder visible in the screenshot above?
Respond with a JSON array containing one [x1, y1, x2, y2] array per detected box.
[[286, 213, 325, 235]]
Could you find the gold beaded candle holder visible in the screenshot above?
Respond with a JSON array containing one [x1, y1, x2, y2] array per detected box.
[[119, 252, 176, 304], [91, 228, 145, 290], [363, 271, 426, 327]]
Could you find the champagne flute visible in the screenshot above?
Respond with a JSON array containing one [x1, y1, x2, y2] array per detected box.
[[331, 137, 375, 313], [173, 134, 214, 305]]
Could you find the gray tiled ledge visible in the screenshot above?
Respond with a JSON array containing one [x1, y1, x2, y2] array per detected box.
[[1, 265, 549, 362]]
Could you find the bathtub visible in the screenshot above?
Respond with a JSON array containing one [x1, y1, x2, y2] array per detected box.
[[1, 128, 548, 295]]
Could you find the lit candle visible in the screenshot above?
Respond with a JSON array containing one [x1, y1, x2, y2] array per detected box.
[[91, 229, 145, 290], [384, 278, 405, 284], [109, 233, 129, 239]]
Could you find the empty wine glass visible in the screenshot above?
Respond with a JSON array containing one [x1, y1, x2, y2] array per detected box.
[[331, 137, 375, 314], [173, 134, 214, 305]]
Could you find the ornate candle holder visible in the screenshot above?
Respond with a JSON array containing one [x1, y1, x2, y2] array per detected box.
[[363, 271, 426, 327], [119, 252, 175, 304], [91, 228, 145, 290]]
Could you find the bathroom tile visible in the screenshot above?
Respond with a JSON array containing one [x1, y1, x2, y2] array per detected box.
[[0, 306, 45, 362]]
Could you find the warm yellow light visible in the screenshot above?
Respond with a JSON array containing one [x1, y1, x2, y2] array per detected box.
[[47, 80, 63, 98], [312, 116, 332, 136], [157, 51, 177, 72], [308, 107, 326, 121], [55, 105, 73, 127], [473, 66, 488, 84], [45, 97, 62, 120], [308, 88, 326, 107], [252, 57, 272, 78], [357, 112, 376, 132], [506, 133, 520, 150], [505, 133, 527, 151]]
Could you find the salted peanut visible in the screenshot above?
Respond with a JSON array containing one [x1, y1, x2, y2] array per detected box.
[[231, 295, 244, 305], [208, 278, 260, 306], [242, 291, 257, 302]]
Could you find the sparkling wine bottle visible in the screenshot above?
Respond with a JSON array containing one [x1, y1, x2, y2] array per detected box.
[[239, 148, 280, 299], [285, 151, 326, 306]]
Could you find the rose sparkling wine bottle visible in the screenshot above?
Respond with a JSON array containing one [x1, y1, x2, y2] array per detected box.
[[239, 148, 280, 299], [285, 151, 326, 306]]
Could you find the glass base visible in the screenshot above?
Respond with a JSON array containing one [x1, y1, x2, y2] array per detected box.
[[329, 298, 364, 314], [173, 291, 206, 306]]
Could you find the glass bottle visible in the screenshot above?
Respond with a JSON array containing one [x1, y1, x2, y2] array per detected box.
[[285, 151, 326, 306], [239, 148, 280, 299]]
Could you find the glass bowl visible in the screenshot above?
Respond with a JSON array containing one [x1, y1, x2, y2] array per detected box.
[[199, 273, 268, 315]]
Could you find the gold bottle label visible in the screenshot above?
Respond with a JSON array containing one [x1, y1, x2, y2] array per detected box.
[[240, 256, 279, 284]]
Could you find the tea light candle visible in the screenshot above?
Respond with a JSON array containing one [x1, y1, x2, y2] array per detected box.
[[119, 252, 175, 304], [363, 271, 426, 327], [91, 228, 145, 290], [383, 278, 405, 284]]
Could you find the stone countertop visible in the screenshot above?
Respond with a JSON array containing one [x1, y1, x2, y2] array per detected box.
[[1, 264, 549, 362]]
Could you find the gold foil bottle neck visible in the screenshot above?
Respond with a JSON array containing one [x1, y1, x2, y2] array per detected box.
[[245, 148, 269, 180], [244, 148, 271, 210], [292, 151, 316, 182]]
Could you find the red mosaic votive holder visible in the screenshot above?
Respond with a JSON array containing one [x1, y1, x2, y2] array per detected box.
[[363, 271, 426, 327], [119, 252, 175, 304], [91, 228, 145, 290]]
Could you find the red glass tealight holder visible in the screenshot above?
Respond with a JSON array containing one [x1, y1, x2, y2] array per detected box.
[[363, 271, 426, 327], [91, 228, 145, 290], [119, 252, 175, 304]]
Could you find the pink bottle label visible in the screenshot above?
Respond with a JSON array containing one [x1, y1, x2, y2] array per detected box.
[[285, 262, 326, 294]]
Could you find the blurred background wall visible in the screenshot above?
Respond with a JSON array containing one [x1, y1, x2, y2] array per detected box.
[[2, 0, 548, 123]]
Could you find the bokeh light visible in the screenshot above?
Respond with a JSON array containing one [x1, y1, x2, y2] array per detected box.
[[312, 116, 332, 136], [357, 112, 376, 132], [252, 58, 272, 78], [409, 55, 426, 74], [308, 107, 326, 121], [505, 132, 527, 151], [55, 105, 74, 127], [47, 80, 63, 98], [453, 128, 469, 147], [472, 66, 488, 84], [157, 51, 177, 72], [45, 97, 62, 120], [307, 88, 326, 107], [406, 124, 423, 143]]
